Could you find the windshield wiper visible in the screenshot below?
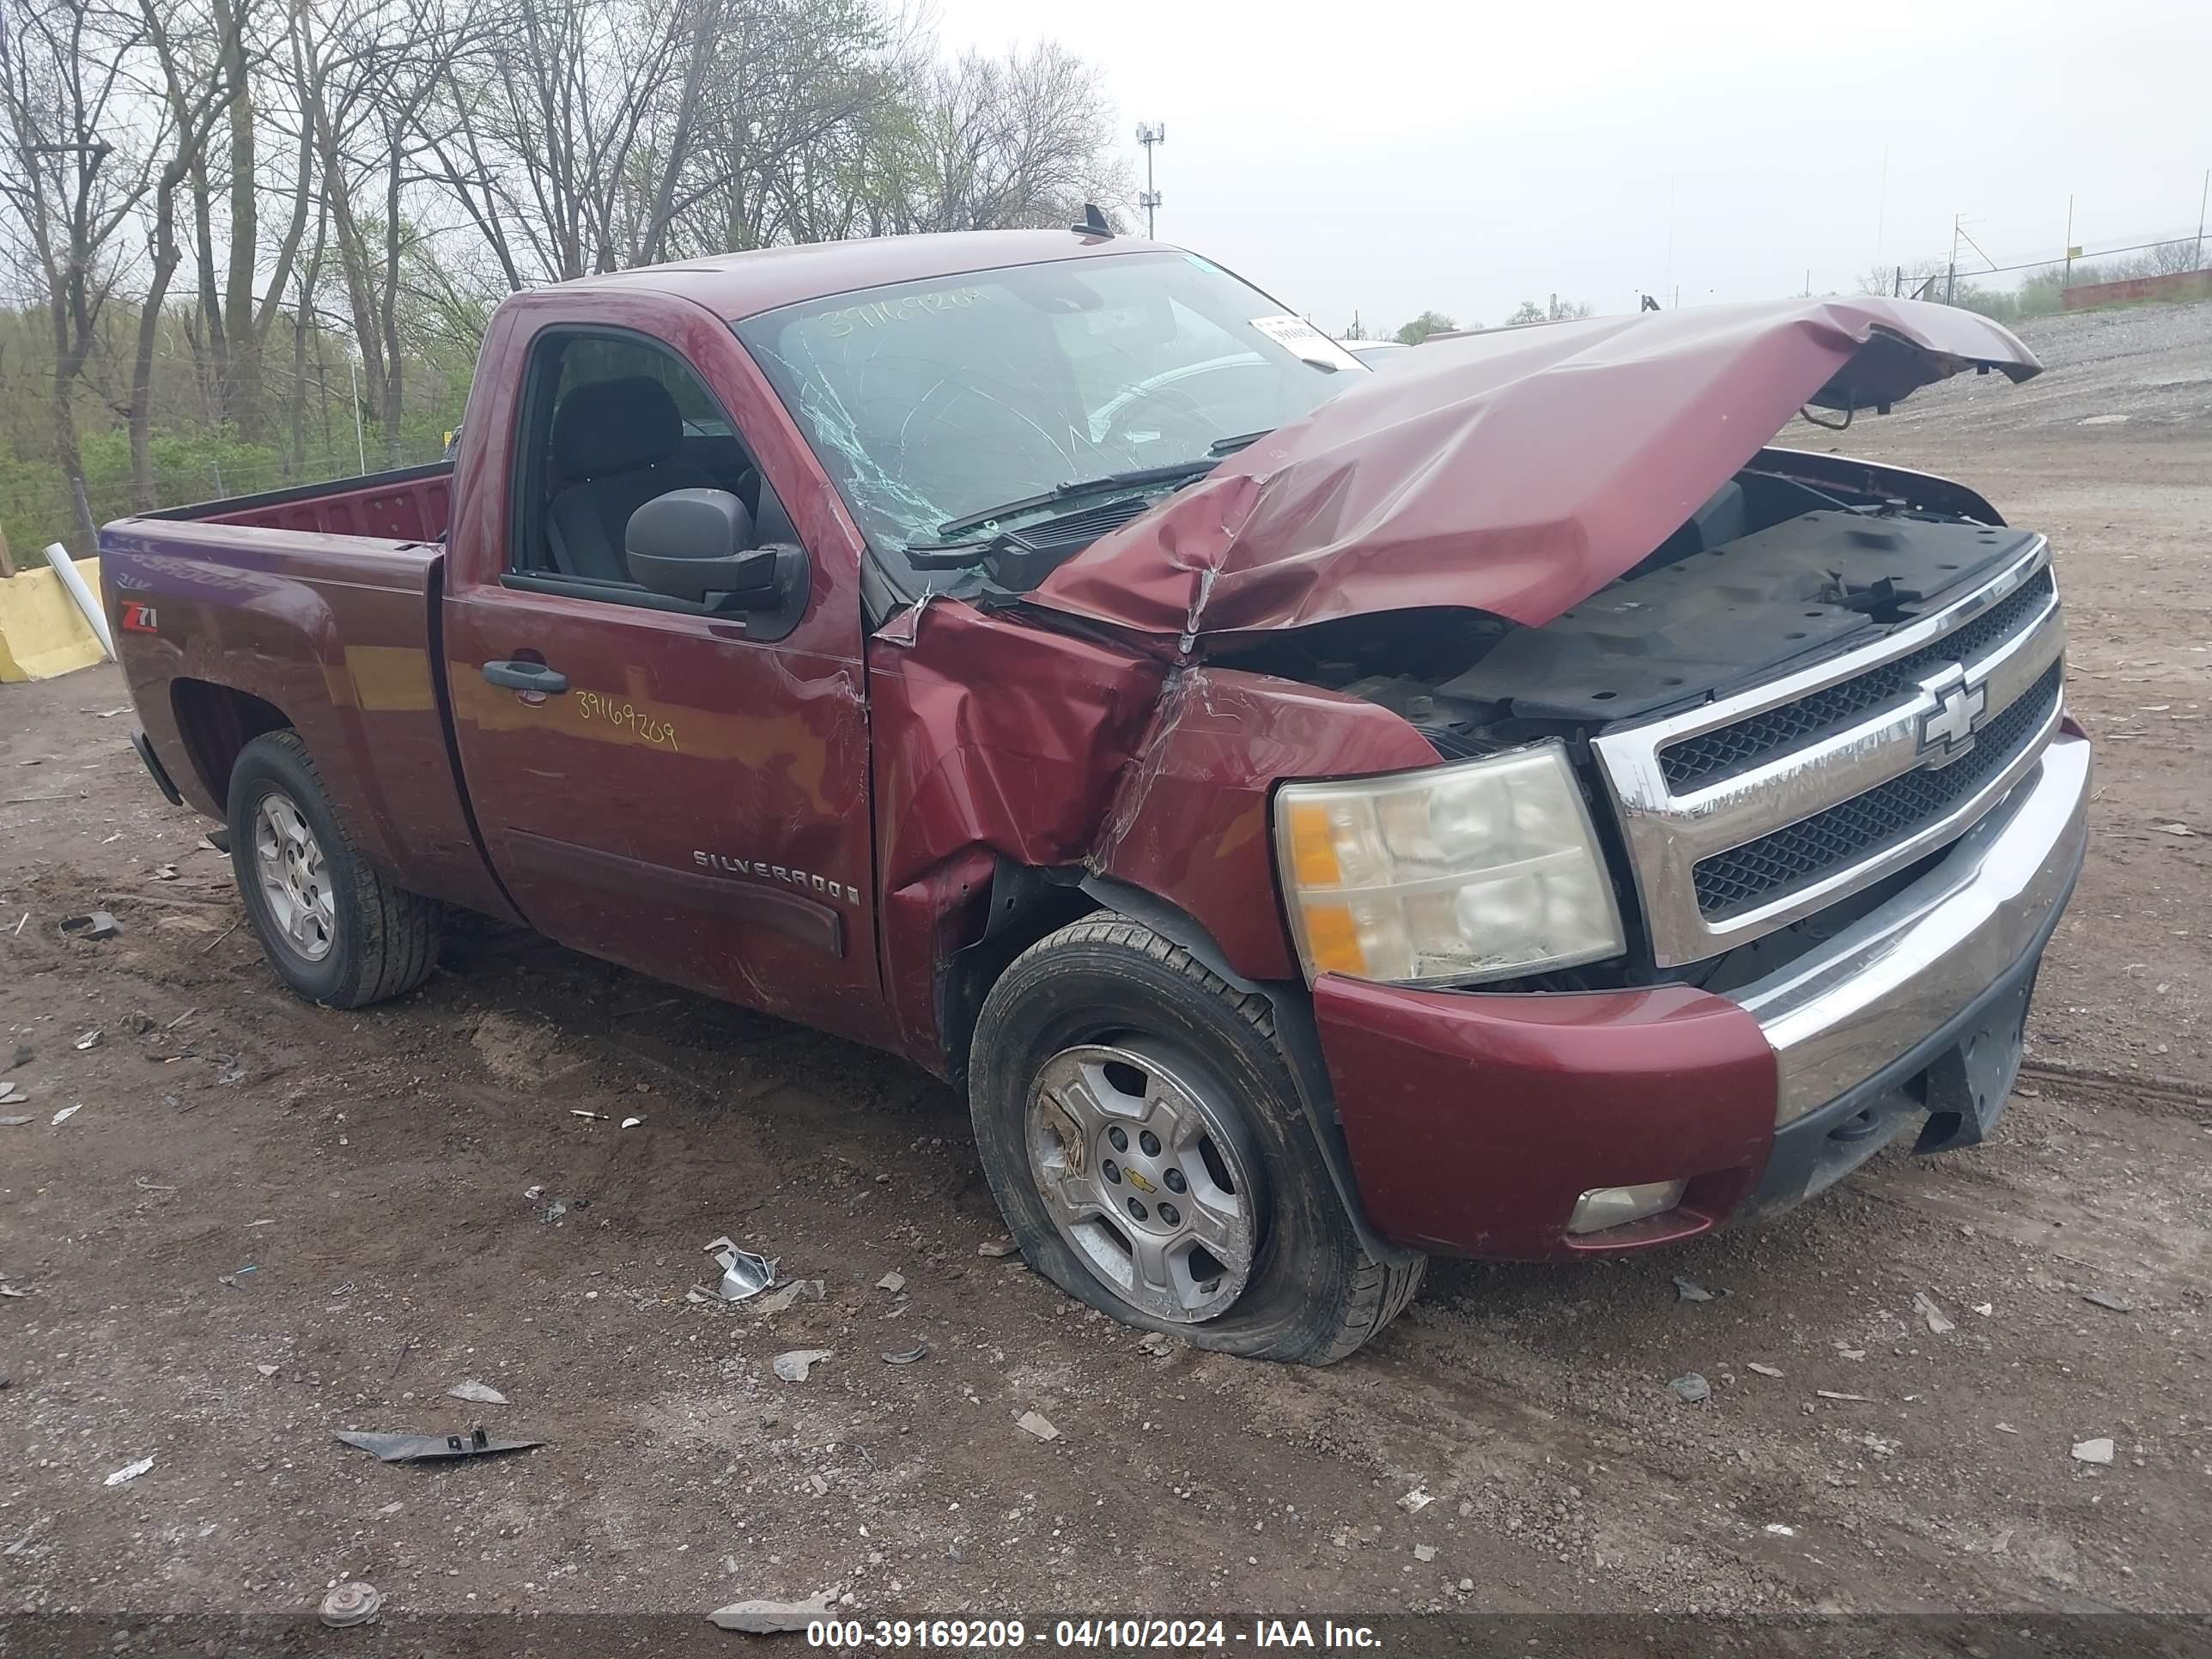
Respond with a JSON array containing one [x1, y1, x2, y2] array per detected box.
[[922, 429, 1273, 548]]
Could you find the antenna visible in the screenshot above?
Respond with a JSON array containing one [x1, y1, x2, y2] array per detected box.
[[1135, 121, 1166, 238], [1071, 203, 1113, 240]]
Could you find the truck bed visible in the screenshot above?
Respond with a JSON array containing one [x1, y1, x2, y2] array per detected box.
[[100, 492, 514, 925], [144, 460, 453, 542]]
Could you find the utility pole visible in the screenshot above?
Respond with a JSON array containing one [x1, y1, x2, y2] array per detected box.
[[1948, 213, 1961, 307], [2197, 168, 2208, 268], [2064, 194, 2075, 289], [1135, 122, 1165, 238]]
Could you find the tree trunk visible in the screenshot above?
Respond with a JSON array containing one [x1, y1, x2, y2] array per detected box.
[[218, 0, 264, 439], [51, 352, 98, 552]]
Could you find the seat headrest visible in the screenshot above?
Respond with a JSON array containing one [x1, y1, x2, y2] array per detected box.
[[551, 375, 683, 480]]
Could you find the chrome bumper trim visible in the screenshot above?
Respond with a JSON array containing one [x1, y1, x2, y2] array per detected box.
[[1731, 729, 2090, 1127]]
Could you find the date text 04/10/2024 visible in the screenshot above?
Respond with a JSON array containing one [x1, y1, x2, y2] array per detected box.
[[802, 1620, 1383, 1649]]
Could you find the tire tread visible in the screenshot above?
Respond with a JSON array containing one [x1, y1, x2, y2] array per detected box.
[[240, 731, 441, 1007]]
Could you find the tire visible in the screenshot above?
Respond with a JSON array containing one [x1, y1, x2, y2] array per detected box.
[[968, 916, 1425, 1364], [226, 730, 441, 1008]]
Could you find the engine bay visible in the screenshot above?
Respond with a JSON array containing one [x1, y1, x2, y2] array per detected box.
[[1217, 455, 2039, 762]]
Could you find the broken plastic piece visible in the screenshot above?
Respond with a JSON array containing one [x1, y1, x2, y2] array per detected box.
[[59, 911, 119, 941], [447, 1380, 509, 1406], [104, 1456, 155, 1486], [705, 1237, 778, 1302], [710, 1593, 835, 1633], [774, 1349, 831, 1382], [1016, 1410, 1060, 1442], [882, 1341, 928, 1365], [319, 1581, 386, 1628], [332, 1426, 544, 1464]]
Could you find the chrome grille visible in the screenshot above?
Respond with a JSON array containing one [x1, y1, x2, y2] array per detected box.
[[1693, 660, 2063, 918], [1659, 568, 2057, 791], [1592, 538, 2067, 968]]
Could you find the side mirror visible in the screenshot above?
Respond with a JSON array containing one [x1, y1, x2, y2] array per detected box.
[[626, 489, 775, 603], [624, 486, 811, 641]]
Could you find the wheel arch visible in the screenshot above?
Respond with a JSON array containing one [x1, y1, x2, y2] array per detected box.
[[171, 678, 294, 811], [948, 865, 1414, 1269]]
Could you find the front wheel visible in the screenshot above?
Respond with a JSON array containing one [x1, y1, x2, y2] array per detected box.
[[968, 917, 1424, 1364], [227, 730, 441, 1008]]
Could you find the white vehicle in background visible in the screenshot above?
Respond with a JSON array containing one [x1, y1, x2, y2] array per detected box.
[[1342, 339, 1414, 367]]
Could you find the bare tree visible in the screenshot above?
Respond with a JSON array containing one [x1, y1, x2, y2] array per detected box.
[[131, 0, 267, 507], [0, 0, 159, 545], [904, 43, 1124, 234]]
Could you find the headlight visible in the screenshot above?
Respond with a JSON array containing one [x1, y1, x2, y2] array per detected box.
[[1273, 741, 1626, 986]]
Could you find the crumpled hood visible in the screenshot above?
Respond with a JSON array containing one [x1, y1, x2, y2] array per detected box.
[[1028, 296, 2040, 643]]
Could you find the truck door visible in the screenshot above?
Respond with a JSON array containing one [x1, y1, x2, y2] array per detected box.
[[441, 307, 888, 1047]]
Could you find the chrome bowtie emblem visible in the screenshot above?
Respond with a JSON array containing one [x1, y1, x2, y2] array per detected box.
[[1918, 677, 1987, 763]]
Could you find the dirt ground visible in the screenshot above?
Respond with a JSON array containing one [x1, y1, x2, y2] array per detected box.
[[3, 301, 2209, 1632]]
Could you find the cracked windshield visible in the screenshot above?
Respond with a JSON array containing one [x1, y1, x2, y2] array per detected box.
[[734, 249, 1359, 578]]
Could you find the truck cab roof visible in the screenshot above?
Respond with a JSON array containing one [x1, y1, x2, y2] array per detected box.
[[549, 228, 1156, 322]]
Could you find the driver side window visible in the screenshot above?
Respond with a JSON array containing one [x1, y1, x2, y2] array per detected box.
[[510, 330, 779, 592]]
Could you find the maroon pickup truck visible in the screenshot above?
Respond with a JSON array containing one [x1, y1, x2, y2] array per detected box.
[[103, 226, 2087, 1364]]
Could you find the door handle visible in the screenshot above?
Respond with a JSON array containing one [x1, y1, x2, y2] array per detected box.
[[483, 659, 570, 696]]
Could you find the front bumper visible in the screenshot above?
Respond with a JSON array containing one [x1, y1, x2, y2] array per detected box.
[[1315, 728, 2090, 1260]]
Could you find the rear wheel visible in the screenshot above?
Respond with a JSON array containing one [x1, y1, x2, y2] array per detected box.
[[969, 917, 1424, 1364], [227, 731, 441, 1008]]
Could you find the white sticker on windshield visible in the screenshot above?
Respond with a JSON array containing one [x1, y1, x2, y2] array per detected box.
[[1249, 313, 1364, 374]]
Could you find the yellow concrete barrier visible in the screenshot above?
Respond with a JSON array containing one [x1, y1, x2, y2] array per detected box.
[[0, 556, 107, 683]]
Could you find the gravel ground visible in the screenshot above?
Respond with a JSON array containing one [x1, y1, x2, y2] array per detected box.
[[2, 301, 2209, 1635]]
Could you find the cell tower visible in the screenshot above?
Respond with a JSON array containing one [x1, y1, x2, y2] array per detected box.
[[1135, 122, 1165, 238]]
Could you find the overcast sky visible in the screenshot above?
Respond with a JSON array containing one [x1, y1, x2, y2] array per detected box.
[[934, 0, 2212, 335]]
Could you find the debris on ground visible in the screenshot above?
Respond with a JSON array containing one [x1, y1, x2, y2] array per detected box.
[[2071, 1437, 2116, 1465], [1015, 1410, 1060, 1442], [1669, 1373, 1711, 1404], [446, 1380, 509, 1406], [332, 1427, 544, 1464], [1413, 1544, 1437, 1562], [750, 1278, 825, 1316], [1673, 1276, 1717, 1303], [0, 1082, 27, 1106], [978, 1237, 1018, 1258], [1996, 1423, 2019, 1434], [73, 1030, 101, 1051], [620, 1115, 643, 1129], [58, 911, 120, 941], [319, 1581, 385, 1628], [709, 1593, 836, 1633], [882, 1342, 928, 1365], [706, 1237, 778, 1303], [1972, 1303, 1996, 1316], [2083, 1290, 2135, 1312], [1765, 1523, 1796, 1537], [8, 1042, 28, 1068], [1397, 1487, 1432, 1513], [0, 1115, 29, 1127], [876, 1271, 905, 1294], [256, 1364, 279, 1378], [773, 1349, 832, 1382], [103, 1457, 154, 1487], [216, 1057, 246, 1085], [50, 1105, 81, 1126], [1748, 1363, 1784, 1377], [569, 1109, 605, 1121], [2152, 822, 2197, 837], [1913, 1291, 1957, 1334], [1816, 1391, 1873, 1403]]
